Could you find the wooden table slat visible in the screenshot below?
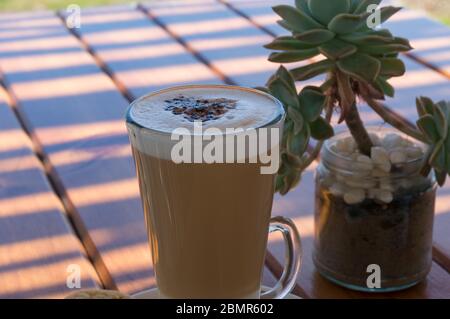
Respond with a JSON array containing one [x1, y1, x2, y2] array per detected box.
[[0, 85, 100, 298]]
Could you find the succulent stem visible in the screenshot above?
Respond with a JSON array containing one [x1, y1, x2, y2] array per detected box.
[[344, 102, 373, 156], [362, 94, 427, 143]]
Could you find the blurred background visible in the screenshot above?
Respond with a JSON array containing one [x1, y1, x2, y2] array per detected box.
[[0, 0, 449, 25]]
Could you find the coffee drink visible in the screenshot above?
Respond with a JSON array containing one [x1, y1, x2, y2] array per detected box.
[[126, 85, 299, 299]]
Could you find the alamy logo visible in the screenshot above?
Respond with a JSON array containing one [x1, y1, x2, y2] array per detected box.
[[65, 4, 81, 29], [170, 121, 280, 174], [366, 5, 382, 30], [66, 264, 81, 289], [366, 264, 381, 289]]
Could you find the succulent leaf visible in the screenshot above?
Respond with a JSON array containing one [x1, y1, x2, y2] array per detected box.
[[358, 43, 411, 55], [275, 174, 287, 194], [287, 127, 310, 156], [307, 0, 351, 25], [272, 5, 323, 32], [374, 28, 394, 38], [340, 33, 394, 46], [283, 120, 294, 139], [319, 38, 357, 60], [295, 0, 311, 14], [417, 115, 440, 142], [310, 117, 334, 140], [269, 49, 319, 63], [290, 59, 335, 81], [435, 170, 447, 186], [393, 36, 414, 49], [378, 57, 406, 77], [288, 107, 305, 134], [379, 6, 403, 25], [264, 37, 316, 50], [433, 103, 448, 137], [276, 152, 303, 194], [415, 98, 450, 186], [294, 29, 335, 44], [430, 142, 446, 170], [375, 77, 395, 97], [268, 76, 299, 109], [298, 87, 326, 122], [277, 19, 296, 32], [282, 170, 302, 194], [276, 66, 297, 94], [328, 12, 371, 34], [416, 97, 427, 117], [417, 96, 436, 116], [283, 152, 305, 170], [337, 53, 381, 82]]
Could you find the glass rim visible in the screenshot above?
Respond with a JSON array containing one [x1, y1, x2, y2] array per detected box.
[[125, 84, 285, 136]]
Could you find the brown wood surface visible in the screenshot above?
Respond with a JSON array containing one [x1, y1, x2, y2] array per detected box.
[[0, 0, 449, 298], [0, 84, 100, 298]]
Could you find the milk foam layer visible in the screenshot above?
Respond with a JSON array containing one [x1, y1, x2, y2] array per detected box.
[[126, 85, 284, 160], [128, 85, 283, 133]]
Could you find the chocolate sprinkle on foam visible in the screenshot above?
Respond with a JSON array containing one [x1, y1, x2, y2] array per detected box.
[[164, 95, 237, 122]]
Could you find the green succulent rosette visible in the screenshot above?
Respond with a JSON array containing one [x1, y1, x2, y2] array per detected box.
[[266, 0, 412, 98], [262, 0, 414, 194]]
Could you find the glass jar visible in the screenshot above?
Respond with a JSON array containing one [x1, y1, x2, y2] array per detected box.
[[313, 128, 436, 292]]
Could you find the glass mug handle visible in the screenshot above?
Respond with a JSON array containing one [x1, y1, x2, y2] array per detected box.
[[261, 216, 302, 299]]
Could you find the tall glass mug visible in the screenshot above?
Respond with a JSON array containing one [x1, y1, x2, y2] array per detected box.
[[126, 85, 302, 299]]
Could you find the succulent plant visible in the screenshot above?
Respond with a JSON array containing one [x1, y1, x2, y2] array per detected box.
[[266, 0, 411, 103], [261, 0, 450, 194], [416, 97, 450, 186], [257, 66, 333, 194]]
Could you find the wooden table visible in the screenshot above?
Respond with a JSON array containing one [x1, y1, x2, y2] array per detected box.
[[0, 0, 449, 298]]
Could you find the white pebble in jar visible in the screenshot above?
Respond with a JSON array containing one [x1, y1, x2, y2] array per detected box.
[[389, 150, 407, 165], [371, 147, 389, 165], [406, 146, 424, 159], [330, 183, 346, 197], [375, 190, 394, 204], [369, 133, 381, 146], [382, 133, 403, 149], [343, 189, 365, 205], [336, 138, 355, 154]]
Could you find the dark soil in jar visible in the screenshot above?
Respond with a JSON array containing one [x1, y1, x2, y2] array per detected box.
[[313, 182, 436, 290]]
